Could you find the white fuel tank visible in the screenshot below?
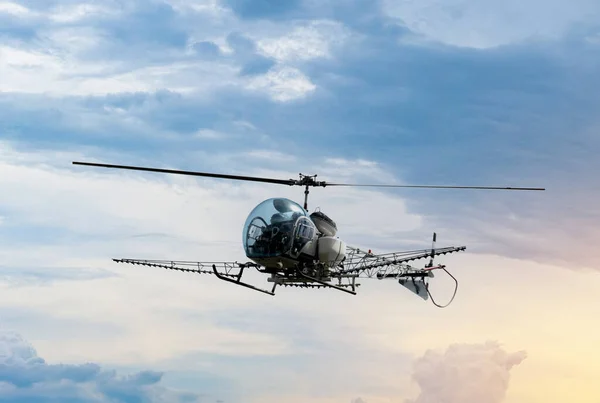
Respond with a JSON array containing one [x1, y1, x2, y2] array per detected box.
[[317, 236, 346, 266]]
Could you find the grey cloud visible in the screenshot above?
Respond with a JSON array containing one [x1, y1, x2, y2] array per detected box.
[[223, 0, 302, 19], [225, 32, 276, 75], [0, 330, 211, 403], [191, 41, 221, 59]]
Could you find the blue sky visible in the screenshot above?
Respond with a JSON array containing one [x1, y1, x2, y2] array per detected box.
[[1, 1, 600, 402]]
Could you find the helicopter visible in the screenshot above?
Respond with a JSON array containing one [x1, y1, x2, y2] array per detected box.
[[72, 161, 544, 308]]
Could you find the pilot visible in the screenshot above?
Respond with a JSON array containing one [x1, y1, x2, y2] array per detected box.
[[270, 212, 286, 224], [269, 199, 303, 254]]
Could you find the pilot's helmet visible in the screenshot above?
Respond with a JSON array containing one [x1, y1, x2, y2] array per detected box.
[[271, 213, 286, 223]]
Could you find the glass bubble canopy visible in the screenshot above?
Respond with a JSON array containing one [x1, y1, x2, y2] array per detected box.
[[243, 197, 315, 259]]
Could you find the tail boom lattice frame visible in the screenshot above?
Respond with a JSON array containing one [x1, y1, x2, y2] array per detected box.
[[335, 245, 466, 279]]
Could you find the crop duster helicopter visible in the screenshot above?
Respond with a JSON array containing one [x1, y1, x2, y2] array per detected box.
[[72, 161, 544, 308]]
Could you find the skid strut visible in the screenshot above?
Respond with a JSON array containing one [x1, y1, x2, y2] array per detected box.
[[211, 264, 276, 296]]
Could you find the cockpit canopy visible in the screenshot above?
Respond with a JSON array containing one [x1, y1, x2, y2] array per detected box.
[[243, 197, 316, 259]]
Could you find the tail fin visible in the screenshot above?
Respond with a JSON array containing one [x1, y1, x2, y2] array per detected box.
[[399, 278, 429, 300]]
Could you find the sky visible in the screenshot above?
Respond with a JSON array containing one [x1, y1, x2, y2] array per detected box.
[[1, 0, 599, 402]]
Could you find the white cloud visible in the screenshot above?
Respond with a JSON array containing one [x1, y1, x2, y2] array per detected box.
[[166, 0, 230, 16], [242, 19, 350, 101], [233, 120, 257, 130], [0, 1, 334, 102], [317, 157, 401, 184], [245, 65, 316, 101], [0, 1, 29, 16], [195, 128, 229, 139], [383, 0, 600, 48], [0, 37, 313, 101], [48, 3, 118, 22], [0, 44, 240, 95], [244, 149, 296, 162], [38, 25, 111, 55], [405, 341, 527, 403], [0, 1, 120, 21], [256, 20, 349, 62]]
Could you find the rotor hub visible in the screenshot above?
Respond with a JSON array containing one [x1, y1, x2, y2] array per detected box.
[[295, 173, 327, 187]]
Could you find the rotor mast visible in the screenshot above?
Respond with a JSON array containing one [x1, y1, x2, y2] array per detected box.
[[298, 173, 323, 210]]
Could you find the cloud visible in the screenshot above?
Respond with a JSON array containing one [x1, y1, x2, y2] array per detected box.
[[194, 128, 229, 139], [0, 139, 424, 367], [0, 0, 596, 298], [382, 0, 600, 48], [1, 2, 600, 402], [0, 139, 423, 246], [0, 2, 29, 16], [223, 0, 301, 19], [245, 65, 316, 101], [255, 20, 349, 63], [0, 266, 115, 287], [0, 330, 209, 402], [405, 341, 527, 403], [47, 3, 117, 23], [0, 1, 312, 101], [0, 43, 239, 96], [0, 144, 597, 402], [2, 17, 600, 265]]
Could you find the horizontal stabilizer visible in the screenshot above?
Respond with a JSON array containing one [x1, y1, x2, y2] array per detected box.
[[399, 278, 429, 300]]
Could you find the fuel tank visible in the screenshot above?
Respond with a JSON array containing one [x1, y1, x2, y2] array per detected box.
[[317, 236, 346, 267]]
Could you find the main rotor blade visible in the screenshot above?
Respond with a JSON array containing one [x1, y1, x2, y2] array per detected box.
[[72, 161, 295, 186], [324, 183, 545, 191], [72, 161, 545, 191]]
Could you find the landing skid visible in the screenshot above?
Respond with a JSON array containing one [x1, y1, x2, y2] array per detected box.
[[211, 264, 276, 296], [209, 264, 359, 296], [111, 233, 464, 306], [113, 258, 277, 296]]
